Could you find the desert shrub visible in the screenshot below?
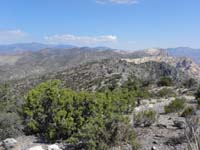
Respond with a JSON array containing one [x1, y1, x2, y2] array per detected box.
[[183, 78, 198, 89], [181, 106, 195, 117], [195, 87, 200, 99], [136, 89, 150, 99], [194, 88, 200, 107], [156, 88, 176, 98], [157, 77, 174, 87], [197, 98, 200, 107], [122, 79, 142, 91], [164, 98, 185, 113], [143, 109, 158, 127], [0, 113, 23, 140], [23, 80, 139, 149], [0, 83, 23, 140], [133, 109, 158, 127], [107, 88, 136, 114], [122, 79, 151, 100]]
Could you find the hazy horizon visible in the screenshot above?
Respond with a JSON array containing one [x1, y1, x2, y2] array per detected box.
[[0, 42, 200, 52]]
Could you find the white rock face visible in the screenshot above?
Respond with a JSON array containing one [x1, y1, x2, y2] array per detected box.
[[122, 56, 200, 80], [28, 145, 45, 150], [48, 144, 61, 150], [3, 138, 17, 149]]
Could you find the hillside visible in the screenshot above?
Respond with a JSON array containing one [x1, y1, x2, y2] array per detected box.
[[11, 58, 192, 95], [0, 47, 165, 81], [122, 56, 200, 80], [0, 42, 76, 54], [0, 47, 122, 81], [0, 46, 199, 95], [1, 47, 199, 83]]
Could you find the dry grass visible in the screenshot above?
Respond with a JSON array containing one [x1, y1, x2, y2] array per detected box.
[[185, 117, 200, 150]]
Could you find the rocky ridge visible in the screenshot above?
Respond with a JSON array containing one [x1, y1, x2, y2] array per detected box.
[[122, 56, 200, 80]]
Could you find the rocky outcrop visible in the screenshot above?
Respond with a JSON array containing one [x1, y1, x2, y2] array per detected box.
[[28, 146, 45, 150], [122, 56, 200, 81], [0, 137, 63, 150], [2, 138, 18, 149], [47, 144, 61, 150]]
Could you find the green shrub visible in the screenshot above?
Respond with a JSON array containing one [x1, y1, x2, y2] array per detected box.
[[133, 109, 158, 127], [164, 98, 185, 113], [197, 98, 200, 107], [156, 88, 176, 98], [136, 89, 150, 99], [195, 87, 200, 99], [107, 88, 136, 114], [181, 106, 195, 117], [195, 87, 200, 107], [23, 80, 139, 149], [0, 113, 23, 140], [183, 78, 197, 89], [0, 83, 23, 140], [158, 77, 174, 87]]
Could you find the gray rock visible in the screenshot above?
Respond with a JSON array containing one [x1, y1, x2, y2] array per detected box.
[[153, 141, 158, 144], [121, 144, 132, 150], [28, 145, 45, 150], [157, 124, 167, 128], [173, 120, 186, 129], [111, 144, 132, 150], [194, 110, 200, 116], [151, 146, 157, 150], [48, 144, 61, 150], [3, 138, 17, 149]]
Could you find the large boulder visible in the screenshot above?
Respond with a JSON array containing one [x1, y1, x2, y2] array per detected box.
[[3, 138, 17, 149]]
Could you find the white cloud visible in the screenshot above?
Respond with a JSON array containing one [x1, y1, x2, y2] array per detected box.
[[44, 34, 117, 45], [96, 0, 138, 5], [0, 29, 30, 44]]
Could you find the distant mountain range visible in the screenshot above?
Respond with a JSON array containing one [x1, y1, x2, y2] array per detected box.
[[0, 43, 117, 54], [0, 42, 76, 53], [0, 43, 199, 90], [167, 47, 200, 64], [0, 43, 199, 64], [0, 45, 198, 82], [9, 48, 199, 94]]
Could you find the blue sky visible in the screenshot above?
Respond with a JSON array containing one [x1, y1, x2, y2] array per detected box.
[[0, 0, 200, 50]]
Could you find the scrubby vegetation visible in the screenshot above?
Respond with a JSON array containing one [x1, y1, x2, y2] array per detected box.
[[0, 77, 153, 148], [157, 76, 174, 87], [195, 87, 200, 107], [0, 84, 23, 140], [181, 106, 195, 117], [164, 98, 185, 113], [121, 78, 151, 102], [155, 88, 176, 98], [22, 80, 141, 149], [133, 109, 158, 127], [185, 116, 200, 150], [183, 78, 198, 89], [195, 87, 200, 99]]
